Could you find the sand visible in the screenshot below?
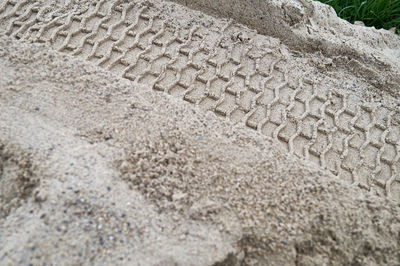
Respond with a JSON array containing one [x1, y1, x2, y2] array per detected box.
[[0, 0, 399, 265]]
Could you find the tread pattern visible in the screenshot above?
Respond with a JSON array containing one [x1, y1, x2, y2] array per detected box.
[[1, 0, 399, 201]]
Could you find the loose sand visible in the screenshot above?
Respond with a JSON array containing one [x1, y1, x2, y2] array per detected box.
[[0, 0, 399, 265]]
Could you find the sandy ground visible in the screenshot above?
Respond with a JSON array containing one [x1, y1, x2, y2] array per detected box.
[[1, 0, 400, 265]]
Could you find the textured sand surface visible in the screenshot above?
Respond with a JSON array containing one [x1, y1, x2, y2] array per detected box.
[[0, 0, 400, 265], [172, 0, 400, 93]]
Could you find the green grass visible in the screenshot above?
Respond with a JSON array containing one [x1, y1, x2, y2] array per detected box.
[[315, 0, 400, 34]]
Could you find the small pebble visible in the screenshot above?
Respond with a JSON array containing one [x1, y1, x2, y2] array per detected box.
[[99, 236, 104, 246]]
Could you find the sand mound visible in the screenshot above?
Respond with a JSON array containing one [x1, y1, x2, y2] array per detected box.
[[0, 0, 399, 265]]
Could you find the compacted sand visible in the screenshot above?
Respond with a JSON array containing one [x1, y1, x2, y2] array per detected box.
[[1, 0, 400, 265]]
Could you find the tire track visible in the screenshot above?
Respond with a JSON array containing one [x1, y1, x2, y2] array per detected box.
[[1, 0, 399, 201]]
